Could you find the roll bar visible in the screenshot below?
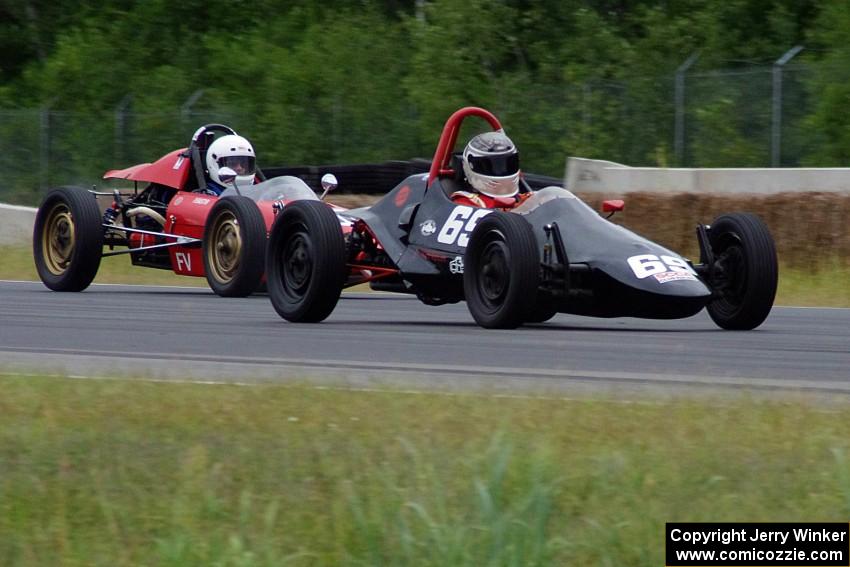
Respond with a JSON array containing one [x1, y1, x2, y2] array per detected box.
[[426, 106, 502, 188]]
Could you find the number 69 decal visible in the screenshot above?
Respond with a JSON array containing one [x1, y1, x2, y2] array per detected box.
[[437, 206, 492, 247], [627, 254, 696, 282]]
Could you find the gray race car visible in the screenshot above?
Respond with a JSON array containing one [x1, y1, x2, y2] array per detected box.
[[264, 107, 778, 330]]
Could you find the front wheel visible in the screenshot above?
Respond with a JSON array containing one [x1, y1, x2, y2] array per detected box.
[[33, 186, 103, 291], [202, 196, 267, 297], [266, 200, 346, 322], [463, 212, 540, 329], [705, 212, 777, 330]]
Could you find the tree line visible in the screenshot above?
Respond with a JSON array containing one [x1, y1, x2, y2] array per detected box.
[[2, 0, 850, 202]]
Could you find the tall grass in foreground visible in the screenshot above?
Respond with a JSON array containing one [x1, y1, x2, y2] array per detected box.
[[1, 375, 850, 566]]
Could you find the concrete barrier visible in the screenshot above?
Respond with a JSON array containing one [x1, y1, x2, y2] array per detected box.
[[566, 157, 850, 194], [0, 203, 36, 246], [5, 156, 850, 243]]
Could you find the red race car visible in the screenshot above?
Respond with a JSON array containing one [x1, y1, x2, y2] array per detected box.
[[33, 124, 348, 296]]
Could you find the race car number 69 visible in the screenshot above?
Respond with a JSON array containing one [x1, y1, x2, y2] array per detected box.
[[437, 206, 492, 247], [627, 254, 696, 279]]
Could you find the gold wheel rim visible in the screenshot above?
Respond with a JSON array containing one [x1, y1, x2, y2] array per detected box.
[[207, 211, 242, 284], [42, 202, 75, 276]]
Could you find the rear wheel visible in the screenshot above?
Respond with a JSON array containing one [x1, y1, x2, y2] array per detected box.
[[33, 186, 103, 291], [463, 212, 540, 329], [266, 200, 346, 322], [705, 212, 777, 330], [202, 196, 267, 297]]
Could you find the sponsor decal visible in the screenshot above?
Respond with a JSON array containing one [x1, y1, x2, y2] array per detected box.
[[192, 197, 211, 205], [173, 196, 184, 206], [654, 271, 696, 284], [449, 256, 464, 274], [420, 219, 437, 236], [627, 254, 697, 282], [437, 206, 492, 247], [173, 156, 185, 170], [394, 185, 411, 207], [175, 252, 192, 271]]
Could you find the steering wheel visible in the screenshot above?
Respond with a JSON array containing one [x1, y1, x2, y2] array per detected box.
[[191, 123, 237, 144]]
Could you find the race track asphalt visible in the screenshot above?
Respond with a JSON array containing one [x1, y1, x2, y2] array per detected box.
[[1, 280, 848, 399]]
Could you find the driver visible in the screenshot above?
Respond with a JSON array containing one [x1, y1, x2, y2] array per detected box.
[[450, 131, 531, 210], [201, 134, 258, 195]]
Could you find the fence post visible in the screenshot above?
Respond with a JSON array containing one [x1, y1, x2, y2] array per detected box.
[[181, 89, 205, 131], [771, 45, 804, 167], [114, 94, 133, 165], [674, 52, 700, 167], [332, 94, 341, 162], [38, 99, 57, 193], [582, 82, 591, 150]]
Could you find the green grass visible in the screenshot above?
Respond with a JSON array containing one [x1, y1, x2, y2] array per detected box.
[[775, 260, 850, 307], [1, 375, 849, 566], [4, 244, 850, 306], [1, 245, 207, 287]]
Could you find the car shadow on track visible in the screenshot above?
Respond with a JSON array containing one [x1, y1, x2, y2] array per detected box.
[[294, 318, 725, 334]]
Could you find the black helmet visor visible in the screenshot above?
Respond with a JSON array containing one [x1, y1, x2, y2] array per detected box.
[[467, 153, 519, 177]]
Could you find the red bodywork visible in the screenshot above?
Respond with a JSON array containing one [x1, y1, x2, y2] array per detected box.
[[162, 193, 285, 277], [104, 149, 192, 190], [105, 148, 222, 276], [103, 148, 345, 278], [162, 193, 214, 276]]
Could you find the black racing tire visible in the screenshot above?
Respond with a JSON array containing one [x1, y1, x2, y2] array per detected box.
[[706, 212, 778, 330], [33, 186, 103, 291], [202, 195, 267, 297], [463, 212, 540, 329], [266, 200, 346, 322]]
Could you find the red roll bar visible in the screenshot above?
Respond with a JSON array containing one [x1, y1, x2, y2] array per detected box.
[[426, 107, 502, 188]]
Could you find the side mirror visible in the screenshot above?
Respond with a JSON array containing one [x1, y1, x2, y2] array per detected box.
[[218, 167, 237, 186], [320, 173, 338, 200], [602, 199, 624, 219], [602, 199, 624, 213], [218, 166, 242, 196]]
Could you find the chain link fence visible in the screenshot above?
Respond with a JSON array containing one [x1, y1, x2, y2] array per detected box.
[[0, 61, 835, 205], [0, 108, 249, 204]]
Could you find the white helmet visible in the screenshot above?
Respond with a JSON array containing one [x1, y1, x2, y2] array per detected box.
[[206, 134, 256, 187], [461, 131, 520, 198]]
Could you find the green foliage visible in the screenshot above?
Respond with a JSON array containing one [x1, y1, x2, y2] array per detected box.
[[798, 2, 850, 166], [404, 0, 521, 134], [2, 0, 850, 202]]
